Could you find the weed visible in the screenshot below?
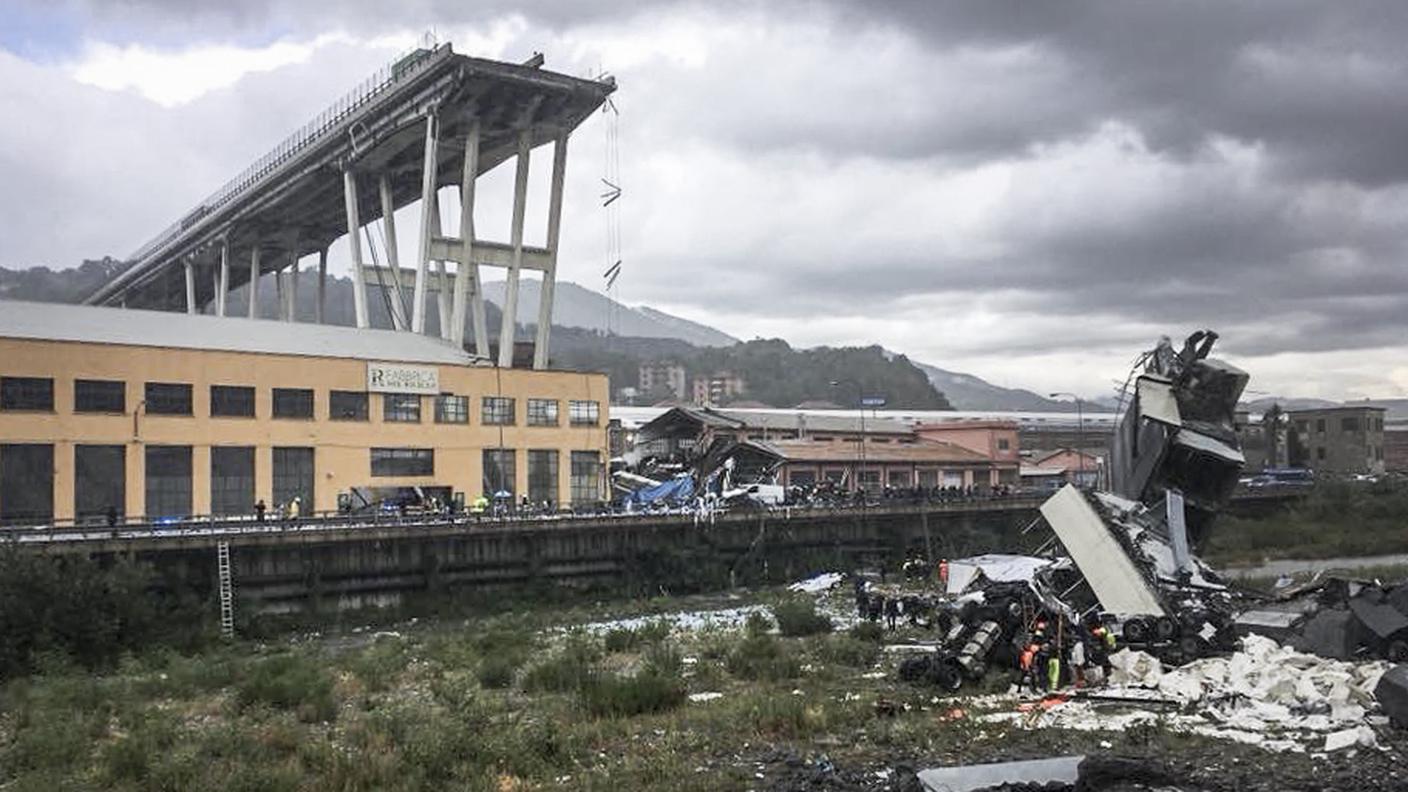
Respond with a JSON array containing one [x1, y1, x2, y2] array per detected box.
[[725, 633, 801, 681], [603, 620, 672, 652], [578, 670, 686, 718], [771, 597, 833, 637], [521, 632, 600, 693], [745, 610, 774, 637], [815, 634, 880, 668], [234, 653, 337, 723], [850, 621, 885, 643], [477, 654, 518, 689]]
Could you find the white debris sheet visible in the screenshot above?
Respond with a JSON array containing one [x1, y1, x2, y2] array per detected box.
[[572, 605, 769, 636], [944, 554, 1064, 596], [789, 572, 845, 594], [982, 636, 1390, 753]]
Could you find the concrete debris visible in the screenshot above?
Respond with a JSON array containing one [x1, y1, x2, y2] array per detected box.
[[687, 691, 724, 703], [789, 572, 845, 594], [917, 755, 1083, 792], [1373, 665, 1408, 727]]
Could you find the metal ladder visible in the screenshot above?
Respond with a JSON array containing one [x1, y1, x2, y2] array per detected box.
[[217, 541, 235, 639]]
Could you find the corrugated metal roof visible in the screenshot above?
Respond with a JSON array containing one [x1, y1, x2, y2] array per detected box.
[[0, 301, 479, 366], [759, 439, 992, 465]]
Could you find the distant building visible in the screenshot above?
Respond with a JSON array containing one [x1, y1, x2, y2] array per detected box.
[[913, 421, 1020, 466], [1029, 448, 1102, 488], [1287, 405, 1387, 474], [760, 438, 1011, 491], [794, 399, 844, 410], [1236, 408, 1289, 472], [692, 371, 745, 405], [638, 362, 687, 400], [1385, 425, 1408, 473]]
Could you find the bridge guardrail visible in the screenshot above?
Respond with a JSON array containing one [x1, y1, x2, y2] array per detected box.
[[0, 495, 1051, 546]]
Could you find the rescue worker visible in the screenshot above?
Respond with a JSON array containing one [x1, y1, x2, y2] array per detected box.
[[884, 597, 900, 630], [470, 493, 489, 518], [254, 499, 266, 522]]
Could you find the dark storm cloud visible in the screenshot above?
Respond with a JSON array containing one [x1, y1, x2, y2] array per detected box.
[[5, 0, 1408, 393]]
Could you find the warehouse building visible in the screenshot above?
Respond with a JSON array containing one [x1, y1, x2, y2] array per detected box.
[[0, 302, 609, 523], [1288, 405, 1387, 475]]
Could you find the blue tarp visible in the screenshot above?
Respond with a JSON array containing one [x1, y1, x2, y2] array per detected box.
[[626, 475, 695, 507]]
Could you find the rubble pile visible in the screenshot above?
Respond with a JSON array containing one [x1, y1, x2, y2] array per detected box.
[[979, 635, 1390, 753]]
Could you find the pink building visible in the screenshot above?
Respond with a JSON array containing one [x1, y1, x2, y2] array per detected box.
[[913, 421, 1020, 468]]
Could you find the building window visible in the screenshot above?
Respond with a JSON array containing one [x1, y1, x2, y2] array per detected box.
[[330, 390, 368, 421], [0, 444, 54, 521], [888, 470, 910, 488], [145, 445, 192, 519], [74, 379, 126, 413], [210, 385, 255, 417], [146, 382, 193, 416], [997, 438, 1011, 451], [210, 446, 255, 516], [790, 470, 817, 487], [371, 448, 433, 477], [528, 449, 559, 505], [483, 396, 515, 426], [483, 449, 516, 496], [1317, 447, 1326, 461], [0, 377, 53, 411], [570, 451, 601, 505], [75, 445, 125, 521], [527, 398, 559, 426], [1341, 417, 1360, 432], [569, 400, 600, 426], [273, 388, 314, 419], [1316, 419, 1326, 434], [273, 447, 315, 508], [384, 394, 421, 423], [435, 394, 469, 424]]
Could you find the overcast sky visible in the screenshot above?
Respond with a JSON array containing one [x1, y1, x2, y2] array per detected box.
[[4, 1, 1408, 402]]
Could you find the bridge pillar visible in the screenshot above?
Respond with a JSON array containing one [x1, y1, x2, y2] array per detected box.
[[377, 175, 409, 330], [533, 131, 569, 370], [342, 170, 371, 328], [215, 240, 229, 317], [411, 111, 440, 334], [315, 248, 327, 324], [184, 258, 196, 315], [451, 121, 483, 353], [498, 127, 533, 367], [247, 245, 262, 319]]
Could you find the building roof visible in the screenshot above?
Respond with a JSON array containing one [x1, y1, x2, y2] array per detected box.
[[754, 438, 994, 465], [1287, 405, 1388, 416], [0, 301, 479, 366], [916, 419, 1019, 431], [638, 405, 915, 440], [1034, 448, 1102, 465]]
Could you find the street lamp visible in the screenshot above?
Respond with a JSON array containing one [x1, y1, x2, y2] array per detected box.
[[830, 379, 867, 499], [1050, 392, 1087, 487]]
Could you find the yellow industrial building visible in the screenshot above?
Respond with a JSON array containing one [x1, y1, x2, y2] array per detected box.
[[0, 302, 609, 523]]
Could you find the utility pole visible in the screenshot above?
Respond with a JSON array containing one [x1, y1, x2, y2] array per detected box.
[[832, 379, 867, 499], [1051, 392, 1087, 487]]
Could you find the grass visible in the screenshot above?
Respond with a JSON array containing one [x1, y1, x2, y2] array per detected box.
[[771, 597, 833, 637], [0, 582, 1325, 791], [1207, 480, 1408, 564]]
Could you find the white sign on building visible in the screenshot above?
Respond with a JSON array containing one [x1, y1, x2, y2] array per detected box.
[[366, 362, 440, 394]]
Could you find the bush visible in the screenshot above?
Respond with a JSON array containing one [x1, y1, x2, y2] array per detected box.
[[771, 598, 833, 637], [521, 633, 600, 693], [578, 671, 686, 718], [603, 620, 672, 653], [234, 653, 337, 722], [745, 611, 773, 637], [477, 654, 517, 689], [725, 633, 801, 681], [850, 621, 884, 644], [816, 634, 880, 668]]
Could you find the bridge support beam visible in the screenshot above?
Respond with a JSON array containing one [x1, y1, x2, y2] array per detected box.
[[411, 111, 440, 334], [377, 175, 409, 330], [342, 170, 370, 328], [498, 127, 532, 367], [215, 240, 229, 317], [247, 246, 262, 320], [316, 248, 327, 324], [534, 132, 569, 370], [184, 259, 196, 315], [451, 120, 484, 353]]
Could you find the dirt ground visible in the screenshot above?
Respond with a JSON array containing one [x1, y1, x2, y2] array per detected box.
[[750, 724, 1408, 791]]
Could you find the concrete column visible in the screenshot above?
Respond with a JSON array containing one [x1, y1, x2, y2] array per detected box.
[[287, 248, 300, 322], [412, 111, 440, 334], [247, 246, 262, 320], [215, 240, 230, 317], [534, 132, 569, 370], [497, 128, 532, 367], [451, 120, 482, 351], [342, 169, 371, 328], [377, 175, 409, 330], [316, 248, 327, 324], [184, 259, 197, 315], [275, 267, 285, 319], [433, 195, 453, 340]]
